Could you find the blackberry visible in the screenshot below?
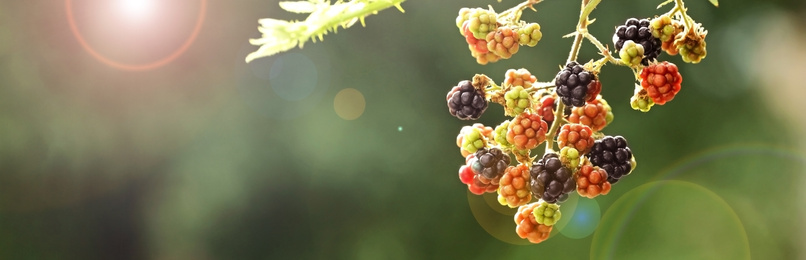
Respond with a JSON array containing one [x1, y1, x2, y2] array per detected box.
[[554, 62, 598, 107], [533, 200, 562, 226], [535, 95, 554, 126], [486, 27, 520, 59], [514, 202, 553, 244], [557, 123, 595, 155], [589, 136, 633, 183], [497, 164, 532, 208], [530, 153, 576, 204], [473, 147, 511, 179], [506, 112, 548, 150], [576, 163, 611, 198], [447, 80, 488, 120], [517, 23, 542, 47], [568, 96, 613, 132], [640, 61, 682, 105], [613, 18, 662, 65]]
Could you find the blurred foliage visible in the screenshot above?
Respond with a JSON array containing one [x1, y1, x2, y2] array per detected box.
[[0, 0, 804, 259]]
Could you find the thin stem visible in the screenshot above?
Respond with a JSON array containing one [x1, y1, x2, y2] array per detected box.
[[547, 0, 591, 153], [674, 0, 694, 29], [497, 0, 545, 27], [583, 33, 623, 66], [524, 82, 555, 92]]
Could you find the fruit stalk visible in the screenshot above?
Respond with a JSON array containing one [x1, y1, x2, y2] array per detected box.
[[546, 0, 591, 153]]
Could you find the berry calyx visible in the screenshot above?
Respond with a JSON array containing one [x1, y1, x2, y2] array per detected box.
[[533, 200, 561, 226], [613, 18, 662, 65], [515, 202, 553, 244], [473, 147, 512, 179], [576, 163, 612, 198], [467, 9, 498, 40], [518, 23, 542, 47], [530, 153, 576, 204], [497, 164, 532, 208], [506, 112, 548, 150], [640, 61, 682, 105], [486, 27, 520, 59], [675, 23, 708, 64], [554, 61, 600, 107], [589, 136, 634, 184], [557, 123, 595, 155], [447, 80, 488, 120], [504, 86, 532, 116], [630, 87, 655, 112], [567, 96, 613, 132]]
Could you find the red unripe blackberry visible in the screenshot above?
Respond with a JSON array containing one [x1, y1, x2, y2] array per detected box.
[[514, 202, 553, 244], [554, 62, 599, 107], [506, 112, 548, 150], [589, 136, 633, 184], [536, 95, 556, 126], [613, 18, 662, 65], [576, 164, 611, 198], [447, 80, 488, 120], [557, 123, 595, 155], [640, 61, 682, 105], [460, 154, 501, 195], [530, 153, 576, 204], [567, 96, 613, 132], [473, 147, 511, 179], [497, 164, 532, 208], [486, 27, 520, 59]]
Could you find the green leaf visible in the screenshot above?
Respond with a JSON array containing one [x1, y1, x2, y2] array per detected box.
[[279, 1, 317, 13], [709, 0, 718, 7]]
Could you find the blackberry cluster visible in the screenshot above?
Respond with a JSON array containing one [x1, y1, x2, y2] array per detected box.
[[472, 147, 511, 179], [447, 80, 488, 120], [554, 61, 597, 107], [589, 136, 633, 183], [530, 153, 575, 203], [613, 18, 662, 65]]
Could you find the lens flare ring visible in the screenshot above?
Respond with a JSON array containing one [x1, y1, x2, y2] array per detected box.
[[65, 0, 207, 71]]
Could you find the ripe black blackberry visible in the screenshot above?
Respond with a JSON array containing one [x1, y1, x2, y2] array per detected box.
[[530, 153, 576, 204], [613, 18, 662, 65], [589, 136, 633, 183], [472, 147, 511, 179], [447, 80, 488, 120], [554, 62, 596, 107]]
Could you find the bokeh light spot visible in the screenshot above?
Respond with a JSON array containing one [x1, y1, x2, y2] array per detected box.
[[591, 181, 750, 260], [118, 0, 156, 21], [398, 126, 403, 132], [559, 196, 600, 239], [269, 53, 318, 101], [467, 191, 529, 245], [334, 88, 365, 120]]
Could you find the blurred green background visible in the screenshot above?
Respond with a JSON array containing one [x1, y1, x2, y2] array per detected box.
[[1, 0, 805, 259]]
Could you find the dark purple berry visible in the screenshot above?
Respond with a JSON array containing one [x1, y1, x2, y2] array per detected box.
[[530, 153, 576, 204], [589, 136, 633, 183], [613, 18, 662, 65], [447, 80, 488, 120]]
